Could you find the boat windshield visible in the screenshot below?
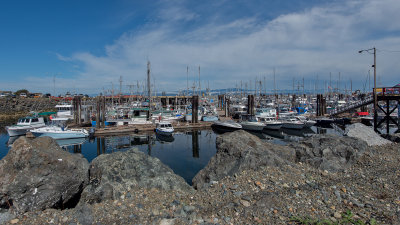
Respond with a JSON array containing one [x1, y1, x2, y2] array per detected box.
[[18, 118, 30, 123]]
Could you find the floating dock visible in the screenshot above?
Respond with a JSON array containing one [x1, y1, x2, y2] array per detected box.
[[92, 121, 213, 136]]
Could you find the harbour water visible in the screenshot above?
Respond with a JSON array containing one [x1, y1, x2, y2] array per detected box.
[[0, 126, 342, 184]]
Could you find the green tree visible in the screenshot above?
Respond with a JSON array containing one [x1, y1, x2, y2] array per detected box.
[[14, 89, 29, 96]]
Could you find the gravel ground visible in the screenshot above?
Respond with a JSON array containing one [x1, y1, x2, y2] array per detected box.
[[3, 140, 398, 225]]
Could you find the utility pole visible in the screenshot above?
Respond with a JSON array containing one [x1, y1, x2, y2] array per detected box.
[[359, 47, 377, 131], [273, 68, 276, 96]]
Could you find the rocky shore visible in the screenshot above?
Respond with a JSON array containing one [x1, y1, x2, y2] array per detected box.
[[0, 98, 57, 123], [0, 124, 399, 224]]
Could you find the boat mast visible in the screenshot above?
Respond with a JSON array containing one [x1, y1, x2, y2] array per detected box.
[[147, 61, 151, 110]]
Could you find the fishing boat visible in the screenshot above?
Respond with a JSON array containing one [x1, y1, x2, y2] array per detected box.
[[212, 120, 242, 131], [31, 126, 89, 139], [6, 116, 46, 136], [155, 121, 174, 135], [257, 116, 283, 130], [240, 114, 265, 131]]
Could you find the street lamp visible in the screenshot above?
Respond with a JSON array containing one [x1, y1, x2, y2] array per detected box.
[[359, 47, 377, 131]]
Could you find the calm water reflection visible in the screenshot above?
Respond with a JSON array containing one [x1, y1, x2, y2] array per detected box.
[[0, 129, 217, 185], [0, 124, 345, 184]]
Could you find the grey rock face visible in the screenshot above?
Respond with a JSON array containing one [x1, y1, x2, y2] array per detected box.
[[345, 123, 391, 146], [290, 134, 368, 172], [192, 130, 294, 189], [0, 137, 89, 214], [81, 148, 193, 204], [0, 98, 57, 114]]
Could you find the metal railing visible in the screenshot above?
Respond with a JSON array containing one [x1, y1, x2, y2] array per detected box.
[[329, 95, 373, 116]]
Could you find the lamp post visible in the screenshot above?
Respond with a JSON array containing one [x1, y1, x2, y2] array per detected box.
[[359, 47, 377, 131]]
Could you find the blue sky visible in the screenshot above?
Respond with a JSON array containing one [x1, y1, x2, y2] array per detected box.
[[1, 0, 400, 95]]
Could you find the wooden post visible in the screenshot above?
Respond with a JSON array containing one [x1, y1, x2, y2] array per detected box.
[[247, 95, 254, 115], [192, 130, 199, 158], [96, 96, 100, 128], [192, 95, 199, 123]]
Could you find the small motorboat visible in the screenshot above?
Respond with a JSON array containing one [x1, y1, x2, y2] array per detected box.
[[295, 116, 316, 128], [280, 118, 305, 130], [239, 114, 265, 132], [257, 116, 283, 130], [212, 120, 242, 131], [155, 121, 174, 135], [6, 116, 46, 136], [31, 126, 89, 139]]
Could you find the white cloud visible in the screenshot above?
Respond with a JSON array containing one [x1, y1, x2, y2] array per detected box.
[[28, 0, 400, 93]]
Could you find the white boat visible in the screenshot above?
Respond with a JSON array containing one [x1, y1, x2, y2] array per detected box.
[[50, 104, 74, 121], [255, 108, 277, 117], [281, 118, 305, 130], [6, 116, 46, 136], [257, 116, 283, 130], [295, 116, 316, 128], [212, 120, 242, 131], [31, 126, 89, 139], [240, 115, 265, 131], [155, 122, 174, 135]]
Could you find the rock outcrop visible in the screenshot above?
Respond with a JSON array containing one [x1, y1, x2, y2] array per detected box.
[[0, 98, 57, 115], [80, 148, 193, 204], [193, 130, 372, 189], [0, 137, 89, 214], [289, 134, 369, 172], [192, 130, 295, 189], [345, 123, 391, 146]]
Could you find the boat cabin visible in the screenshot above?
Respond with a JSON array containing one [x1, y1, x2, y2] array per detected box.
[[17, 117, 45, 125]]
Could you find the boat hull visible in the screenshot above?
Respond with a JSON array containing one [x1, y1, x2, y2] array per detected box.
[[240, 122, 265, 131], [6, 124, 46, 136], [282, 123, 304, 130], [33, 132, 88, 139], [155, 129, 173, 136], [211, 121, 242, 132], [264, 123, 283, 130]]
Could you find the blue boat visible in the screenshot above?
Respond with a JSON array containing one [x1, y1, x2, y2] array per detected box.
[[202, 115, 219, 122]]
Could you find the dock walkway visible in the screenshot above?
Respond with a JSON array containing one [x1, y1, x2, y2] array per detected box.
[[93, 121, 213, 136]]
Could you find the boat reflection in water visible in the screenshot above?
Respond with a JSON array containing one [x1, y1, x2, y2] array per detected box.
[[57, 137, 86, 148], [281, 127, 315, 138], [0, 129, 218, 185], [7, 135, 19, 147], [156, 133, 175, 143]]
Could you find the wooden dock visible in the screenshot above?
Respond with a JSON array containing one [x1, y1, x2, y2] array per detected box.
[[93, 121, 213, 136]]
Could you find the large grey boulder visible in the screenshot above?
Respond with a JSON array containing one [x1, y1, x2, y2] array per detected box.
[[0, 137, 89, 214], [345, 123, 391, 146], [81, 148, 193, 204], [289, 134, 369, 172], [192, 130, 295, 189]]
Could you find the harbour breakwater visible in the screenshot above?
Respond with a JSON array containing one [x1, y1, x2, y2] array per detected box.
[[0, 98, 57, 124], [0, 125, 399, 224]]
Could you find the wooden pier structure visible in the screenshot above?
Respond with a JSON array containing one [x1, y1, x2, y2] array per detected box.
[[330, 87, 400, 134]]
